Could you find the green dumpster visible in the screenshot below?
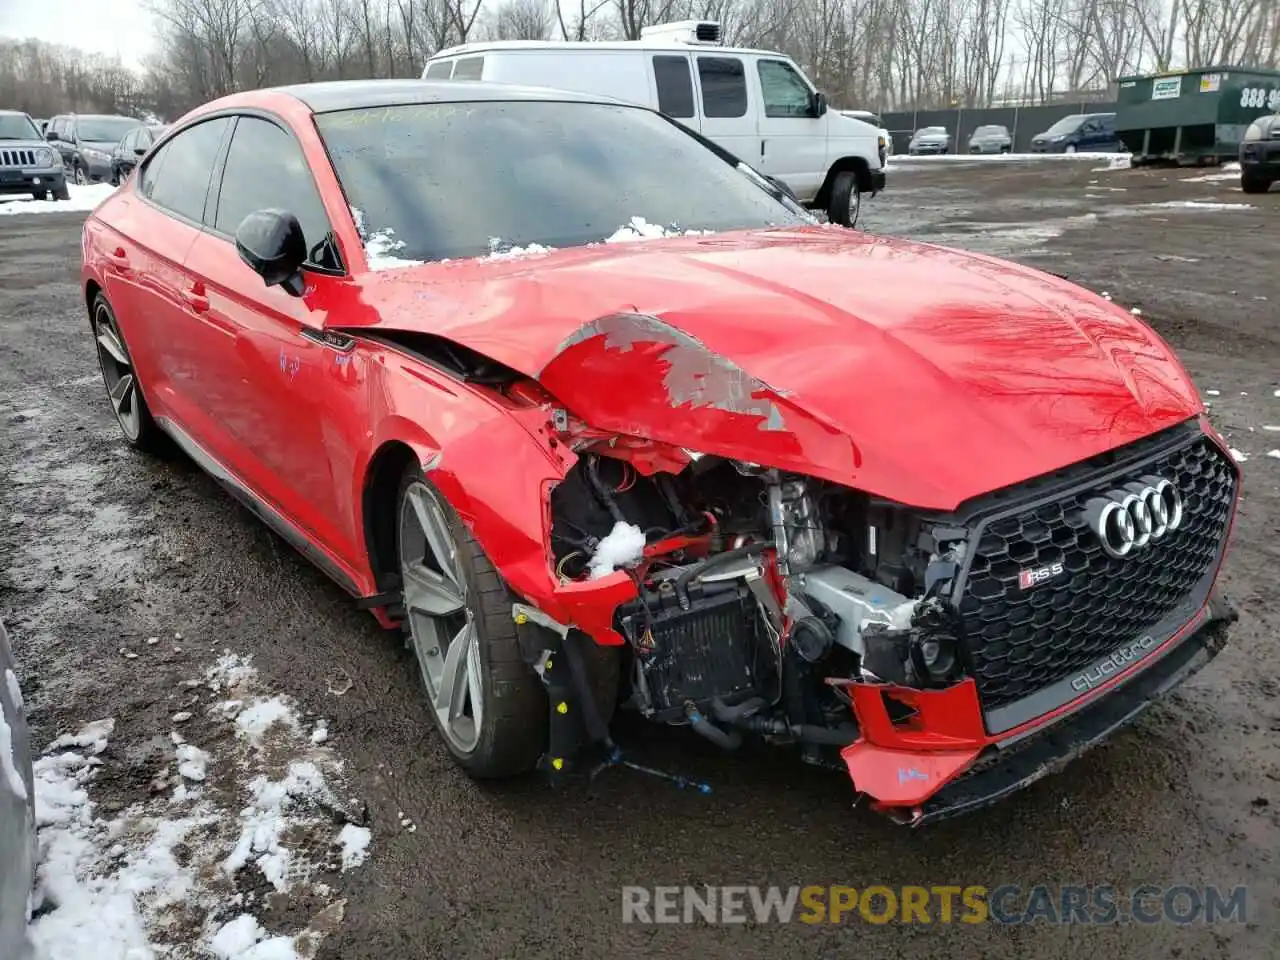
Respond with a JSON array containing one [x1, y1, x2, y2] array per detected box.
[[1115, 66, 1280, 165]]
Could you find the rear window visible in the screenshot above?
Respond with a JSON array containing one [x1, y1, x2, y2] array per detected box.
[[697, 57, 747, 118], [452, 56, 484, 80], [652, 55, 694, 119], [316, 100, 803, 264]]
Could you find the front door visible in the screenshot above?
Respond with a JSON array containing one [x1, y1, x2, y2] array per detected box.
[[181, 113, 360, 565], [753, 57, 828, 200]]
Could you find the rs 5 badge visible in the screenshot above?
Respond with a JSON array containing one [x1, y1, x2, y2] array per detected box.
[[1019, 561, 1065, 590]]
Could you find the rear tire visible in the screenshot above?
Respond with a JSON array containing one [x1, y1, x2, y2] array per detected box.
[[1241, 171, 1273, 194], [91, 293, 163, 452], [826, 170, 862, 228], [73, 162, 88, 186]]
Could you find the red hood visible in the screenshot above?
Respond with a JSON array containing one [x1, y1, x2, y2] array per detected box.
[[338, 226, 1202, 510]]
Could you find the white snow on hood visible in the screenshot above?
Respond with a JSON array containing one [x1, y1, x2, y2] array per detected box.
[[604, 216, 712, 243], [351, 206, 425, 272]]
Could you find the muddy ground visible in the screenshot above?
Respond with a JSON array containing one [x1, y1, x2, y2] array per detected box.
[[2, 158, 1279, 958]]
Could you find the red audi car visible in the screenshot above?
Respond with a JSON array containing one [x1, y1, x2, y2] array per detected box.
[[81, 80, 1239, 824]]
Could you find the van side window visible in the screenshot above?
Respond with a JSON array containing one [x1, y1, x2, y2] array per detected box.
[[697, 57, 747, 118], [452, 56, 484, 80], [757, 60, 813, 118], [652, 55, 694, 119], [424, 60, 453, 79]]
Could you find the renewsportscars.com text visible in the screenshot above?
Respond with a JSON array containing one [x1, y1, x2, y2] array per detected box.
[[621, 884, 1248, 925]]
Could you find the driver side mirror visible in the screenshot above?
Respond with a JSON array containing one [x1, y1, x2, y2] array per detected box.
[[811, 90, 828, 118], [235, 209, 307, 297], [46, 130, 58, 141], [134, 147, 147, 156]]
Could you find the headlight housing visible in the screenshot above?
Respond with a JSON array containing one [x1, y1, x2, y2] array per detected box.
[[84, 148, 110, 161], [1244, 122, 1264, 142], [39, 148, 57, 166]]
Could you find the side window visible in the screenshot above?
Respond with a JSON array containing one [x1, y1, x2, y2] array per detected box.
[[145, 117, 231, 223], [213, 116, 336, 269], [1081, 119, 1099, 133], [452, 56, 484, 80], [118, 130, 136, 153], [697, 57, 747, 119], [652, 55, 694, 119], [756, 60, 813, 118], [424, 60, 453, 79]]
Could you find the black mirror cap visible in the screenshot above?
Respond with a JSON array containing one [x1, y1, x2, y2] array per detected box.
[[235, 209, 307, 296], [45, 130, 58, 141], [812, 91, 828, 117], [134, 147, 147, 156]]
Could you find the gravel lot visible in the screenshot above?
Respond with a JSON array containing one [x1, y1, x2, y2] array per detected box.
[[2, 159, 1279, 958]]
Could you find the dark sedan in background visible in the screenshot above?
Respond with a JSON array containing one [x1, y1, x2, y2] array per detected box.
[[46, 113, 140, 184], [1240, 112, 1279, 194], [111, 124, 169, 185], [1029, 112, 1122, 153]]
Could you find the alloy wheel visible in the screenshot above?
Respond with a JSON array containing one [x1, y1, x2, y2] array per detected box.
[[398, 481, 484, 753], [848, 186, 861, 227], [75, 164, 88, 185], [93, 304, 142, 440]]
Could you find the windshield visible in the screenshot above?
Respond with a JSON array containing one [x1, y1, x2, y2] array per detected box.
[[917, 127, 946, 135], [317, 100, 807, 264], [1046, 115, 1084, 135], [974, 126, 1005, 135], [0, 114, 40, 140], [77, 117, 139, 142]]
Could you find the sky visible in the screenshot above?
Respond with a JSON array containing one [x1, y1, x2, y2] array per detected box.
[[0, 0, 157, 70]]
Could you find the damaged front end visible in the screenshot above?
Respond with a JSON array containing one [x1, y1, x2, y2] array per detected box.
[[498, 313, 1240, 823]]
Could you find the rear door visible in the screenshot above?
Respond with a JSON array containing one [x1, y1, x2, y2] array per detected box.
[[649, 53, 700, 132], [98, 116, 232, 437], [182, 113, 357, 561], [692, 54, 756, 163], [753, 57, 827, 197]]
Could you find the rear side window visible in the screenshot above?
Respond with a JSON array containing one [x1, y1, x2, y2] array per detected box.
[[452, 56, 484, 80], [652, 55, 694, 119], [143, 117, 231, 223], [697, 57, 747, 118], [213, 116, 335, 267], [424, 60, 453, 79]]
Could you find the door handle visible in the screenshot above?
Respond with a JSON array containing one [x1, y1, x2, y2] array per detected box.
[[761, 139, 766, 157], [105, 247, 129, 269], [182, 283, 210, 313]]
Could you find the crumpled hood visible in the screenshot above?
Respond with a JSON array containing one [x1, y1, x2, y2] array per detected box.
[[341, 226, 1202, 509]]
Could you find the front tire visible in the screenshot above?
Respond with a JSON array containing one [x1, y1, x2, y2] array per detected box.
[[92, 293, 162, 451], [52, 181, 70, 201], [396, 469, 548, 777], [826, 170, 862, 228], [73, 162, 88, 186], [1241, 171, 1273, 194], [31, 190, 47, 201]]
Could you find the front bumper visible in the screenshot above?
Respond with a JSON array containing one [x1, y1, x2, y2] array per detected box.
[[0, 167, 65, 195], [1240, 140, 1280, 175], [909, 144, 948, 155], [82, 155, 113, 182]]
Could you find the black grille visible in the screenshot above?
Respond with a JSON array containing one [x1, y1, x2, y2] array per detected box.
[[956, 433, 1236, 714], [0, 148, 37, 167]]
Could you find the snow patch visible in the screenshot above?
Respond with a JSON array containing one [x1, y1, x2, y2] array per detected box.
[[0, 182, 117, 215], [176, 742, 210, 782], [351, 206, 425, 272], [235, 696, 301, 745], [1230, 448, 1248, 463], [604, 216, 711, 243], [1268, 450, 1280, 460], [1147, 200, 1253, 211], [209, 914, 267, 958], [1205, 390, 1221, 396], [485, 239, 556, 260], [222, 761, 330, 892], [586, 521, 647, 579], [337, 824, 372, 871]]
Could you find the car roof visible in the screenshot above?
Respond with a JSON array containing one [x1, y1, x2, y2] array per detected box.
[[427, 38, 803, 60], [74, 113, 138, 121], [0, 109, 32, 117], [269, 78, 628, 114]]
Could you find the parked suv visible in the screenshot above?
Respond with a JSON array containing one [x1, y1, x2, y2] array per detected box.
[[45, 113, 140, 185], [0, 109, 68, 201], [420, 20, 886, 228], [908, 126, 951, 154], [968, 124, 1012, 153], [1030, 112, 1121, 153], [1240, 112, 1279, 194]]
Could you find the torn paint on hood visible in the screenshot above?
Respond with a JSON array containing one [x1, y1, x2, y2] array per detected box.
[[337, 225, 1204, 510]]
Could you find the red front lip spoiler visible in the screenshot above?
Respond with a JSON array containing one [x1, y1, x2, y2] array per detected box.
[[838, 594, 1234, 822]]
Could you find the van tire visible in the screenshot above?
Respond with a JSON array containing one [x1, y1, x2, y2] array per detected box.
[[826, 171, 861, 228]]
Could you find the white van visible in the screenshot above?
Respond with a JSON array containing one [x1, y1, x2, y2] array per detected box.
[[420, 20, 887, 227]]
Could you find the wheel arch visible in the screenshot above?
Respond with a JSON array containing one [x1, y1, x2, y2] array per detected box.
[[361, 438, 423, 596], [814, 155, 873, 209], [84, 279, 103, 326]]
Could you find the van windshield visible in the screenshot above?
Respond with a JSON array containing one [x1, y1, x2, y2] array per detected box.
[[317, 100, 808, 264]]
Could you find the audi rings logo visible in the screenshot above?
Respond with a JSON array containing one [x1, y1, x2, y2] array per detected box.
[[1083, 476, 1184, 558]]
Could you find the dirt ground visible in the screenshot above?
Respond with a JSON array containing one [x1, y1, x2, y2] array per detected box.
[[3, 158, 1280, 958]]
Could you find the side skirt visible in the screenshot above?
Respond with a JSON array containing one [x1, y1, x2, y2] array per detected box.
[[154, 415, 365, 600]]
